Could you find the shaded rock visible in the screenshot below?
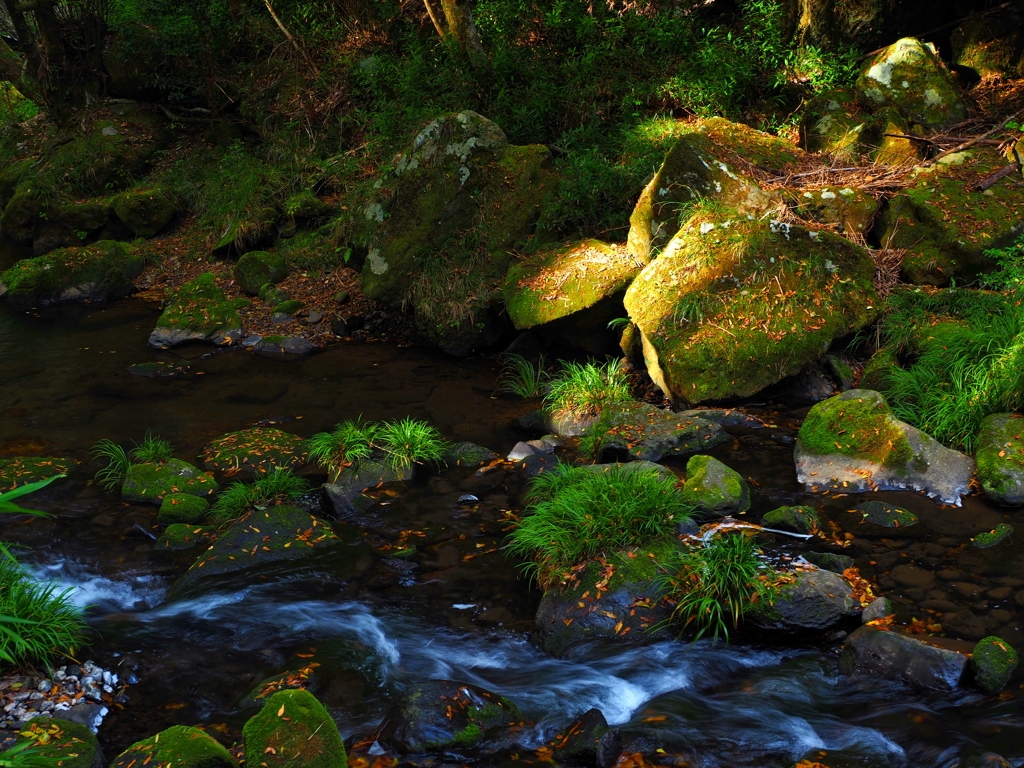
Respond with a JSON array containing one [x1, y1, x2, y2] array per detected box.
[[243, 689, 346, 768], [158, 493, 210, 524], [252, 335, 318, 359], [750, 568, 857, 631], [975, 413, 1024, 506], [972, 523, 1014, 549], [952, 7, 1024, 80], [0, 240, 145, 311], [856, 37, 967, 130], [624, 211, 878, 405], [201, 428, 308, 479], [681, 455, 750, 517], [855, 500, 918, 528], [170, 506, 338, 597], [148, 272, 248, 348], [592, 403, 728, 462], [861, 596, 894, 624], [0, 457, 77, 491], [678, 408, 767, 429], [127, 361, 192, 378], [553, 708, 620, 768], [795, 389, 974, 505], [110, 725, 236, 768], [112, 188, 176, 237], [803, 551, 854, 574], [122, 459, 218, 504], [442, 442, 499, 466], [859, 346, 897, 392], [233, 251, 289, 297], [156, 524, 218, 552], [840, 624, 971, 690], [957, 752, 1013, 768], [11, 716, 102, 768], [323, 459, 413, 518], [971, 635, 1018, 694], [762, 505, 819, 534], [792, 185, 879, 237], [376, 680, 522, 753]]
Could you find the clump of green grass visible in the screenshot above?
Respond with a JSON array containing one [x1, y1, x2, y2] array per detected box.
[[506, 463, 694, 588], [662, 531, 778, 643], [92, 431, 175, 491], [494, 354, 550, 399], [544, 360, 632, 418], [129, 430, 174, 464], [306, 417, 448, 480], [0, 476, 64, 517], [208, 468, 311, 525], [0, 546, 86, 669]]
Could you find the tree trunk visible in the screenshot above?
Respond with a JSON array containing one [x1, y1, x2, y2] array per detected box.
[[424, 0, 486, 67]]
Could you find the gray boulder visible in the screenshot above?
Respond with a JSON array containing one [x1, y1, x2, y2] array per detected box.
[[841, 624, 972, 690], [751, 568, 858, 631]]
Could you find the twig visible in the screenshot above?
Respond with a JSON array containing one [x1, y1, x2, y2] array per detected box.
[[262, 0, 320, 76], [976, 160, 1022, 191], [921, 106, 1024, 167]]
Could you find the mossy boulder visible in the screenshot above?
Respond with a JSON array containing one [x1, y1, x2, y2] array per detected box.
[[113, 188, 177, 237], [801, 88, 873, 160], [841, 624, 971, 690], [855, 500, 918, 528], [586, 402, 728, 462], [157, 524, 218, 551], [972, 523, 1014, 549], [243, 689, 346, 768], [552, 708, 618, 767], [856, 37, 966, 130], [201, 428, 308, 479], [377, 680, 522, 753], [0, 457, 76, 492], [681, 455, 750, 517], [750, 568, 858, 631], [624, 211, 878, 405], [0, 240, 145, 310], [283, 190, 331, 220], [975, 413, 1024, 506], [442, 442, 499, 466], [322, 458, 413, 517], [170, 506, 338, 597], [274, 299, 303, 315], [762, 505, 819, 534], [877, 148, 1024, 285], [971, 636, 1019, 694], [11, 716, 102, 768], [122, 459, 219, 504], [795, 389, 975, 505], [109, 724, 237, 768], [0, 186, 44, 245], [233, 251, 289, 296], [503, 239, 640, 355], [791, 186, 879, 237], [627, 118, 803, 263], [149, 272, 248, 348], [158, 492, 211, 524], [0, 157, 31, 211], [952, 8, 1024, 79]]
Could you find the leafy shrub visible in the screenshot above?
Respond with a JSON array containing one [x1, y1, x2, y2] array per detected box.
[[208, 469, 311, 525], [544, 360, 632, 418], [662, 531, 778, 642], [506, 463, 693, 587]]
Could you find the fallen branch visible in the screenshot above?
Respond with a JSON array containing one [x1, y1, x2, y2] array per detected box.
[[921, 106, 1024, 167], [976, 160, 1022, 191]]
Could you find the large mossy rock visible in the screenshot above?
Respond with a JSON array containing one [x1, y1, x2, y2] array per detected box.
[[791, 186, 879, 237], [113, 188, 177, 237], [623, 211, 878, 405], [503, 239, 640, 355], [122, 459, 219, 504], [158, 492, 211, 524], [170, 506, 338, 597], [149, 272, 248, 348], [377, 680, 522, 753], [681, 455, 750, 517], [201, 428, 308, 480], [750, 569, 857, 631], [0, 240, 145, 310], [626, 118, 802, 263], [878, 149, 1024, 286], [841, 625, 971, 691], [12, 716, 102, 768], [975, 413, 1024, 506], [589, 402, 728, 462], [856, 37, 967, 130], [110, 725, 237, 768], [952, 8, 1024, 80], [795, 389, 975, 505], [233, 251, 289, 296], [243, 689, 346, 768], [971, 635, 1019, 694]]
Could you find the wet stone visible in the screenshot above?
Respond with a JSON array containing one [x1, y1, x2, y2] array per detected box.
[[856, 501, 918, 528]]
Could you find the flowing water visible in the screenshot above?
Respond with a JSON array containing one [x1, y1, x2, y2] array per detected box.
[[1, 250, 1024, 766]]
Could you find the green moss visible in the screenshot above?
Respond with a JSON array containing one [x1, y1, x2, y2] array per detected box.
[[202, 429, 309, 478], [972, 523, 1014, 549], [157, 524, 218, 551], [856, 500, 918, 528], [798, 390, 913, 468], [681, 454, 750, 514], [13, 716, 102, 768], [971, 635, 1019, 693], [156, 273, 248, 332], [234, 251, 289, 296], [274, 299, 304, 315], [158, 492, 211, 524], [128, 361, 192, 378], [762, 505, 819, 534], [109, 724, 237, 768], [860, 347, 898, 392], [0, 457, 76, 492], [450, 723, 483, 746], [122, 458, 219, 504], [976, 413, 1024, 502], [113, 187, 177, 237], [242, 689, 346, 768]]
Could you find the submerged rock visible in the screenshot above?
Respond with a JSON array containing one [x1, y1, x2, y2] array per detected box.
[[243, 689, 346, 768], [121, 459, 218, 504], [0, 457, 77, 491], [795, 389, 975, 505], [841, 624, 971, 690], [376, 680, 522, 753], [148, 272, 248, 348], [975, 413, 1024, 506], [762, 505, 819, 535], [750, 568, 858, 631], [854, 500, 918, 529], [110, 725, 237, 768], [552, 708, 620, 768], [590, 403, 728, 462]]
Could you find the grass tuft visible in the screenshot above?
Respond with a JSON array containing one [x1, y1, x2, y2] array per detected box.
[[90, 439, 132, 492], [306, 417, 379, 483], [494, 354, 550, 399], [129, 430, 174, 464], [306, 417, 448, 478], [208, 469, 311, 525], [544, 360, 632, 418], [376, 418, 448, 473]]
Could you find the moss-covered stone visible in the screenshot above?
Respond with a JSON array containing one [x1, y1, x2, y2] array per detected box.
[[0, 457, 76, 492], [274, 299, 304, 315], [0, 240, 145, 310], [975, 413, 1024, 506], [57, 200, 113, 233], [233, 251, 289, 296], [762, 505, 819, 534], [801, 88, 872, 159], [627, 118, 803, 262], [877, 148, 1024, 285], [12, 716, 102, 768], [589, 402, 728, 462], [113, 187, 177, 237], [442, 442, 499, 466], [798, 389, 913, 468], [157, 523, 218, 552], [952, 8, 1024, 79], [0, 187, 44, 245], [681, 455, 750, 516], [122, 459, 219, 504], [201, 428, 308, 479], [855, 500, 918, 528], [623, 211, 879, 404], [791, 186, 879, 237], [972, 523, 1014, 549], [971, 635, 1019, 693], [109, 724, 237, 768], [242, 689, 346, 768], [149, 272, 248, 348], [750, 568, 857, 631], [158, 492, 211, 524], [856, 37, 966, 130], [860, 346, 898, 392], [283, 190, 331, 219]]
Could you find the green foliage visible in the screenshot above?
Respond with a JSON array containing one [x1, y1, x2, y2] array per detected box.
[[307, 417, 448, 479], [0, 737, 63, 768], [0, 546, 86, 669], [305, 418, 379, 483], [506, 463, 693, 587], [90, 439, 132, 491], [981, 234, 1024, 292], [544, 360, 632, 418], [208, 469, 311, 525], [0, 476, 64, 518], [879, 287, 1024, 451], [662, 531, 777, 642], [376, 418, 448, 472], [129, 430, 174, 464], [494, 354, 550, 399]]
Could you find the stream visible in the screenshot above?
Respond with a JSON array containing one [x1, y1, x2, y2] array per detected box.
[[1, 271, 1024, 766]]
